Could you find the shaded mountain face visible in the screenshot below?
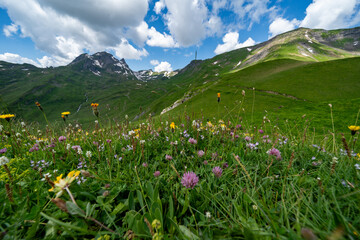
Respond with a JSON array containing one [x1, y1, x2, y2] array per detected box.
[[68, 51, 137, 79]]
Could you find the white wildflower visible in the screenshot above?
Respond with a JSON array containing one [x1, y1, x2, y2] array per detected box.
[[0, 156, 9, 166], [86, 151, 92, 158]]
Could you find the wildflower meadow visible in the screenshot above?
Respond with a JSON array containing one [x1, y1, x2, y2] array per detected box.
[[0, 103, 360, 240]]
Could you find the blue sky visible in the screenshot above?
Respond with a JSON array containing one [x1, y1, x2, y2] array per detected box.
[[0, 0, 359, 71]]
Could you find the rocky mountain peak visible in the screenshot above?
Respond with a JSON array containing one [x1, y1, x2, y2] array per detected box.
[[68, 51, 136, 78]]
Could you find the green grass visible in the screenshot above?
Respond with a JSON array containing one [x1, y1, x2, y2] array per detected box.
[[0, 111, 359, 239]]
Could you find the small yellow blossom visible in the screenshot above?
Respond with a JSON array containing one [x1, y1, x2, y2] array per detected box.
[[0, 114, 15, 120], [61, 111, 70, 116], [49, 170, 80, 198], [170, 122, 176, 130], [152, 219, 161, 230], [349, 125, 360, 135]]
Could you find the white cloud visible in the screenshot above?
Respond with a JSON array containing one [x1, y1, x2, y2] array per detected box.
[[3, 23, 18, 37], [300, 0, 360, 29], [128, 21, 178, 48], [163, 0, 209, 46], [0, 52, 75, 68], [230, 0, 273, 29], [109, 39, 148, 60], [154, 0, 165, 14], [0, 52, 39, 66], [0, 0, 149, 66], [147, 26, 178, 48], [268, 17, 300, 38], [207, 15, 223, 36], [212, 0, 228, 14], [214, 31, 255, 54], [154, 61, 173, 72], [150, 60, 160, 66]]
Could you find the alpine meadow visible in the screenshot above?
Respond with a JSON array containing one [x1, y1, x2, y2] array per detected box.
[[1, 2, 360, 239]]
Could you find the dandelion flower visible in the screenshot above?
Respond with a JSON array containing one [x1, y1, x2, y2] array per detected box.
[[181, 171, 199, 189], [0, 114, 15, 121], [348, 125, 360, 135], [61, 112, 70, 116]]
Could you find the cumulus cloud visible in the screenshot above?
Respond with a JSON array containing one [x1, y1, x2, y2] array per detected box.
[[268, 17, 301, 39], [0, 52, 38, 66], [163, 0, 209, 46], [3, 23, 18, 37], [0, 0, 149, 66], [150, 60, 160, 66], [0, 52, 77, 68], [154, 0, 165, 14], [230, 0, 274, 29], [128, 21, 178, 48], [268, 0, 360, 38], [300, 0, 360, 29], [154, 61, 173, 72], [109, 39, 148, 60], [214, 31, 255, 55], [147, 26, 179, 48]]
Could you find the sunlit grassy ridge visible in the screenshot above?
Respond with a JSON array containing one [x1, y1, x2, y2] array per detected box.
[[0, 111, 359, 239]]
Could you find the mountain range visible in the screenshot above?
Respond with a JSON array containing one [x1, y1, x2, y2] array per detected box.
[[0, 26, 360, 128]]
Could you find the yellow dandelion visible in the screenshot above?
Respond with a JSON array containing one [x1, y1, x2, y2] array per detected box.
[[349, 125, 360, 135], [61, 111, 70, 116], [0, 114, 15, 121]]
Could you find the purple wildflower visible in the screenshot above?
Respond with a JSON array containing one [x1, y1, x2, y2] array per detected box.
[[0, 148, 7, 154], [58, 136, 66, 142], [212, 167, 223, 178], [142, 162, 148, 168], [197, 150, 205, 158], [244, 136, 251, 142], [154, 171, 161, 177], [106, 139, 112, 143], [188, 138, 197, 144], [165, 154, 173, 160], [267, 148, 282, 160], [72, 145, 81, 151], [181, 171, 199, 189], [203, 160, 208, 165], [222, 162, 229, 169], [259, 129, 264, 134], [236, 124, 242, 129]]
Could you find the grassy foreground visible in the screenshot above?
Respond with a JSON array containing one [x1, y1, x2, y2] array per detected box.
[[0, 109, 360, 240]]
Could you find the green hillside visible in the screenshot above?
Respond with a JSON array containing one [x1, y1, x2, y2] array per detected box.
[[157, 57, 360, 132], [0, 27, 360, 130]]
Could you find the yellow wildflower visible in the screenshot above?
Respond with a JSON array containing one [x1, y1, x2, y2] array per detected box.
[[49, 170, 80, 198], [61, 111, 70, 116], [170, 122, 176, 130], [349, 125, 360, 135], [0, 114, 15, 121], [152, 219, 161, 230]]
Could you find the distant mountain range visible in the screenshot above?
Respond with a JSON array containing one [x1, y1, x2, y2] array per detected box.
[[0, 26, 359, 125]]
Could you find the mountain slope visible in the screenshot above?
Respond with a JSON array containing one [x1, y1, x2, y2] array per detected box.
[[0, 26, 360, 127]]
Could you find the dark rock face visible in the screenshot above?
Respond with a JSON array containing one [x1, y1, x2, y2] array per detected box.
[[68, 52, 136, 78], [312, 27, 360, 51]]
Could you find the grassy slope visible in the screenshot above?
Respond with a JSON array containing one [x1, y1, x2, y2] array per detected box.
[[160, 57, 360, 132]]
